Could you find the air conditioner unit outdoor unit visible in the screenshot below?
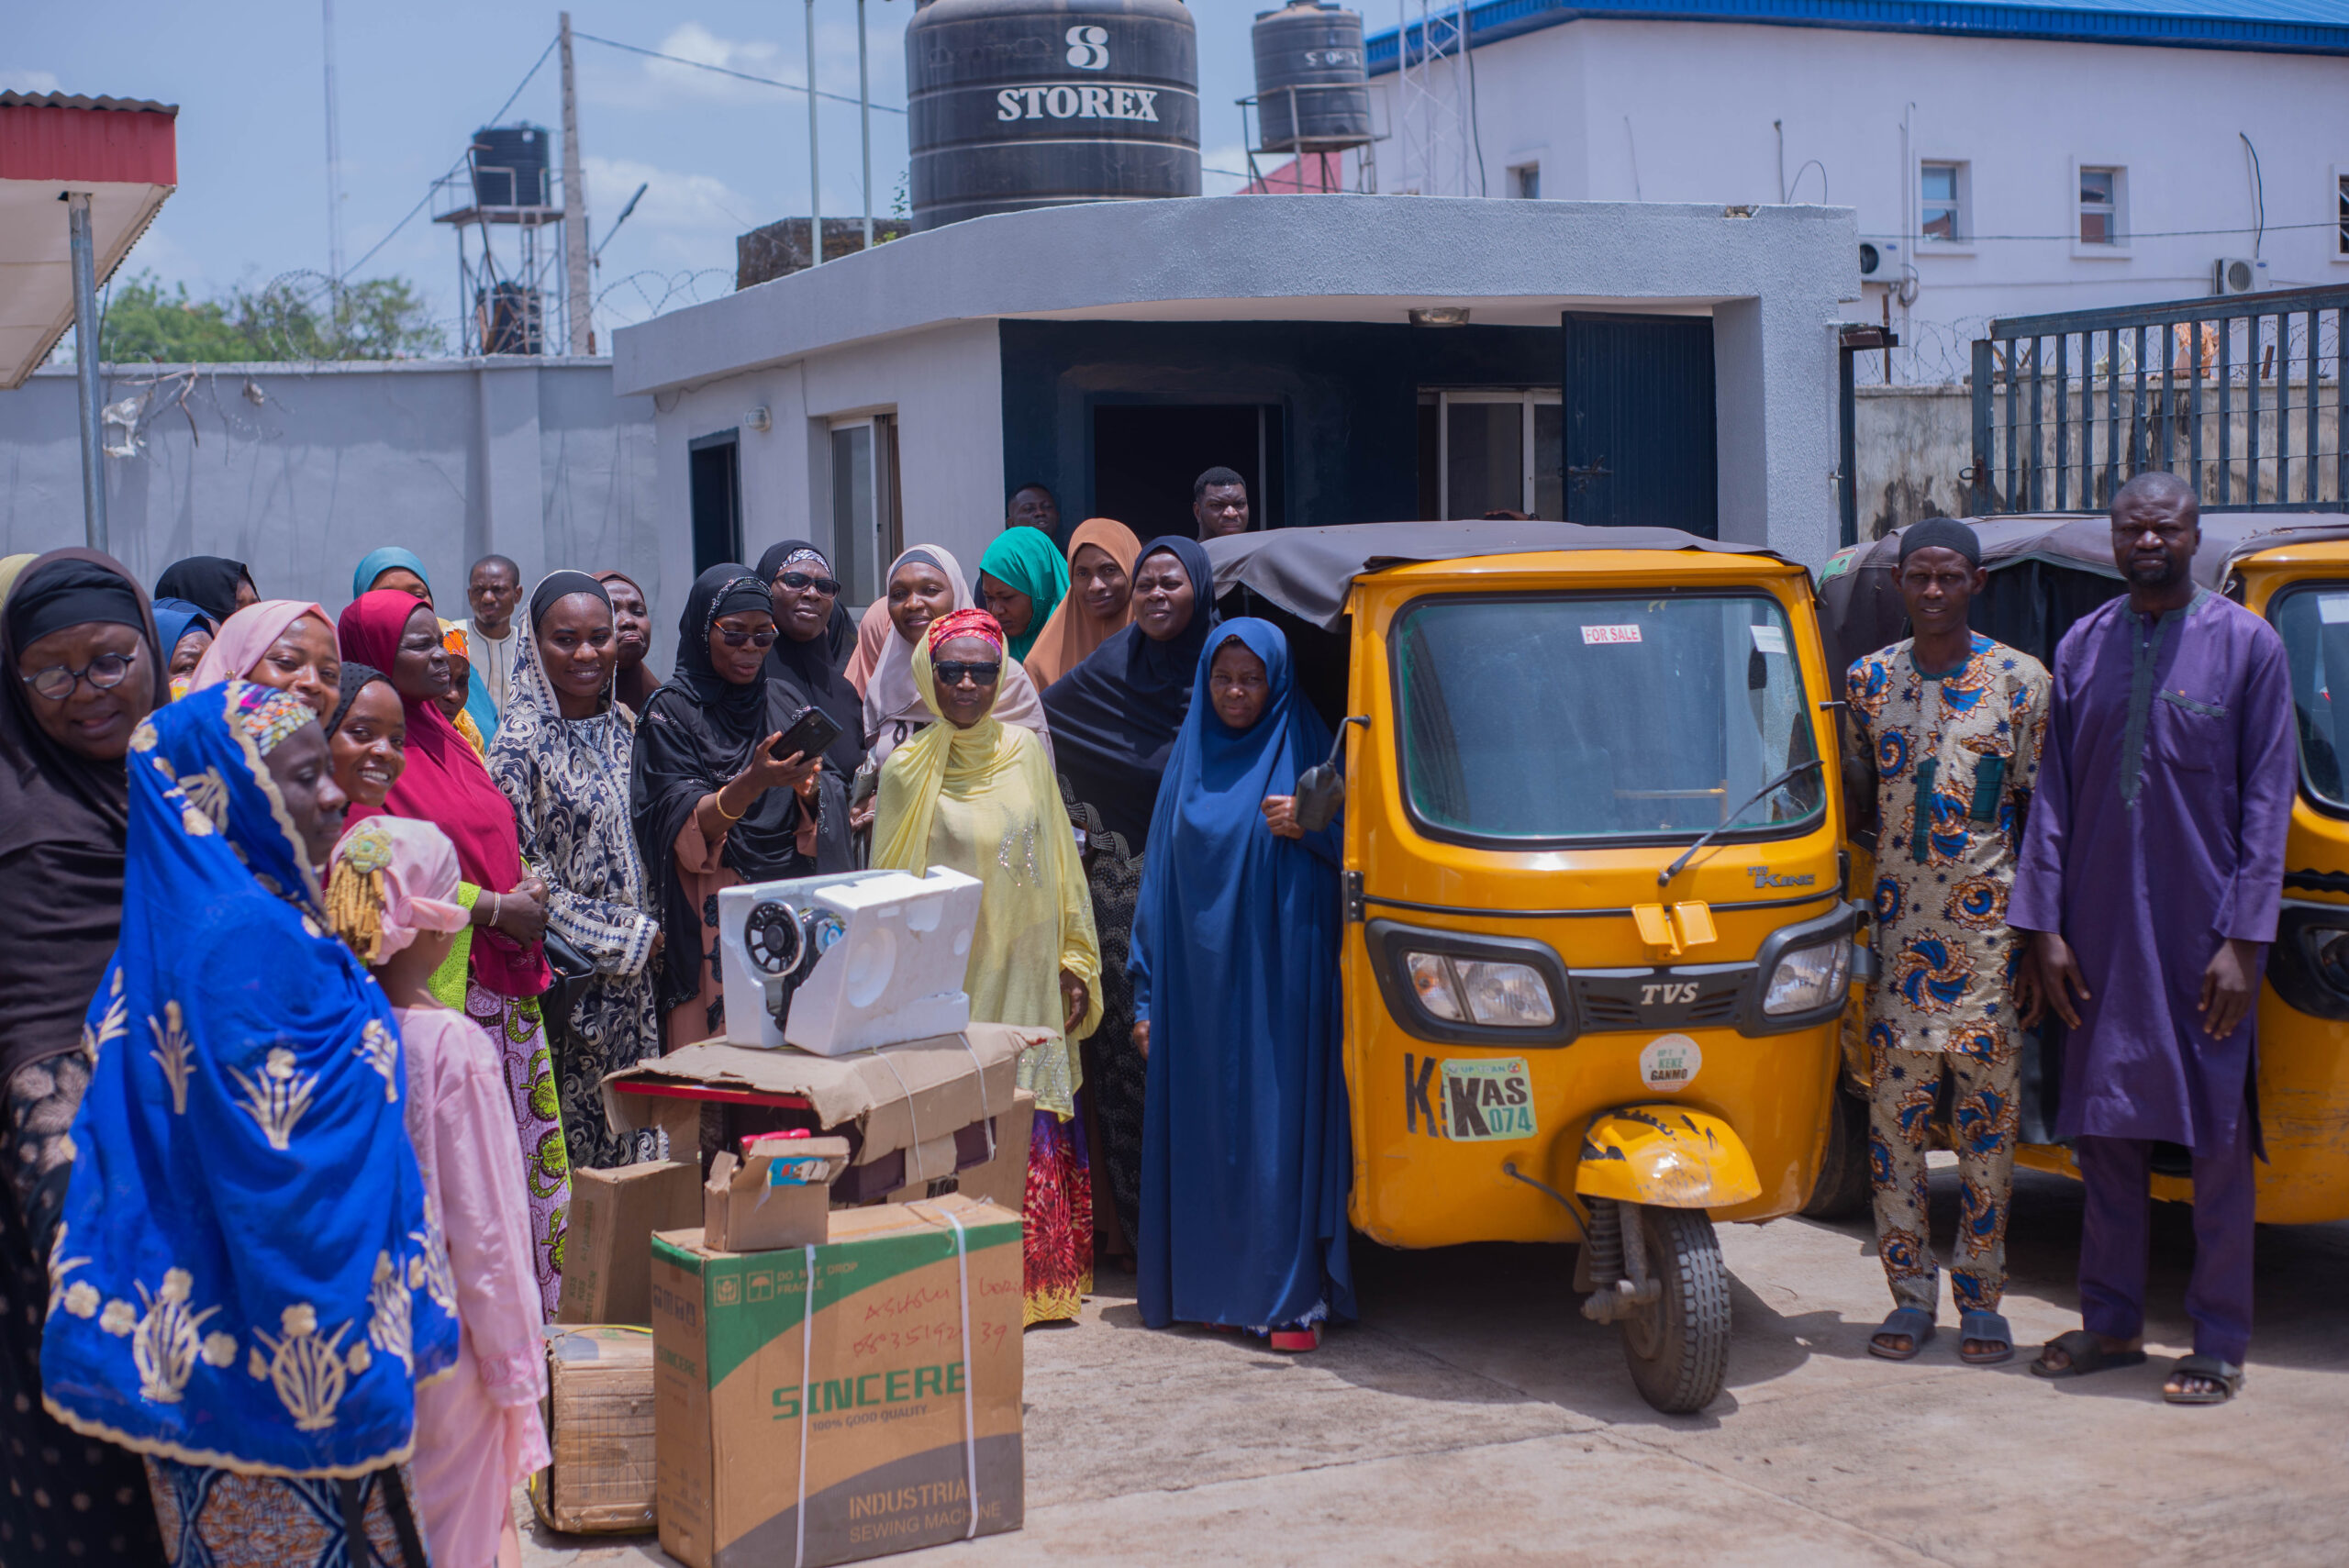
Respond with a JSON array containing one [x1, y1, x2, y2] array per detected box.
[[2212, 257, 2270, 295], [1859, 241, 1881, 277]]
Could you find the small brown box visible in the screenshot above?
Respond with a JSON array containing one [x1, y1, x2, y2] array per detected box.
[[946, 1088, 1034, 1212], [558, 1161, 704, 1326], [531, 1326, 658, 1536], [703, 1136, 852, 1253]]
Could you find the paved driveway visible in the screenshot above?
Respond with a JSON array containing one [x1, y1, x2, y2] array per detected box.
[[523, 1162, 2349, 1566]]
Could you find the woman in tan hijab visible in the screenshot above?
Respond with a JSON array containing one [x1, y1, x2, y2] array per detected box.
[[1022, 519, 1142, 691]]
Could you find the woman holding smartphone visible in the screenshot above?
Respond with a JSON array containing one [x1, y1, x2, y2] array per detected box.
[[758, 540, 873, 873], [629, 566, 821, 1049]]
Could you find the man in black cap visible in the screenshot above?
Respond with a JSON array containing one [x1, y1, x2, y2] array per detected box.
[[1842, 517, 2051, 1368]]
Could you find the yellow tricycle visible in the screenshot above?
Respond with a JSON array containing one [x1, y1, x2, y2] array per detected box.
[[1210, 521, 1865, 1413]]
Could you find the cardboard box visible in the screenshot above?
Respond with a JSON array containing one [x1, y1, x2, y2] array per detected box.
[[651, 1195, 1024, 1568], [703, 1136, 852, 1253], [604, 1024, 1041, 1202], [941, 1088, 1033, 1213], [532, 1326, 659, 1535], [558, 1161, 705, 1327]]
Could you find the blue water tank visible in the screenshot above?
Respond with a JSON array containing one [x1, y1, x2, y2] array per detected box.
[[470, 125, 551, 210]]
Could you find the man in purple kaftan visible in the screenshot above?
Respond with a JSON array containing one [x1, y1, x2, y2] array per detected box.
[[2010, 472, 2296, 1405]]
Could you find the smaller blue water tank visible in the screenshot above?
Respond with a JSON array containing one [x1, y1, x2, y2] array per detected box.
[[470, 125, 552, 209]]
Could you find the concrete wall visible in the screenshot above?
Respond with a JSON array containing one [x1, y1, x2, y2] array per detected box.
[[618, 196, 1857, 569], [1362, 18, 2349, 382], [0, 358, 657, 617]]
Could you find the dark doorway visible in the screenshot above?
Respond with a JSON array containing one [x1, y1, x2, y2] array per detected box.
[[1092, 404, 1285, 539], [1561, 314, 1717, 536], [689, 429, 742, 575]]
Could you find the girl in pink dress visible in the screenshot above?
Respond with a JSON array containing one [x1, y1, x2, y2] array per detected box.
[[328, 815, 551, 1568]]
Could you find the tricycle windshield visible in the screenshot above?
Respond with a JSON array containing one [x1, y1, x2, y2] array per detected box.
[[1393, 591, 1824, 845], [2266, 582, 2349, 813]]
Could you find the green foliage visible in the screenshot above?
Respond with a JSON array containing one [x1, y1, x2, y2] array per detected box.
[[96, 270, 447, 362]]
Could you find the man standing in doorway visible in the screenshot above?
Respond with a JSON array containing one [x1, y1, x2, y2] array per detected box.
[[456, 552, 523, 738], [1843, 517, 2048, 1369], [1194, 467, 1250, 539], [1008, 483, 1061, 536], [2014, 470, 2295, 1406]]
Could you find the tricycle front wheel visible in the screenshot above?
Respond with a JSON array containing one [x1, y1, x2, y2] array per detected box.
[[1620, 1204, 1731, 1414]]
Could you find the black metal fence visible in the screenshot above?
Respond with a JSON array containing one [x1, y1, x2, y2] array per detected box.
[[1969, 284, 2349, 516]]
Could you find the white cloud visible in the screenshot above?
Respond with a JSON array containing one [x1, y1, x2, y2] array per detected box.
[[581, 18, 907, 112], [1, 69, 63, 95], [584, 154, 758, 247]]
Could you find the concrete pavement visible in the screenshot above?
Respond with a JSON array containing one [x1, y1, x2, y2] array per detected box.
[[520, 1159, 2349, 1565]]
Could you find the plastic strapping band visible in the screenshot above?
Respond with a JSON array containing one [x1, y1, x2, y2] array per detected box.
[[867, 1048, 925, 1183], [955, 1032, 996, 1162], [941, 1207, 981, 1539], [794, 1241, 816, 1568]]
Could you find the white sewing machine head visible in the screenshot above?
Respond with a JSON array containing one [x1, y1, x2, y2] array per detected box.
[[714, 867, 982, 1055]]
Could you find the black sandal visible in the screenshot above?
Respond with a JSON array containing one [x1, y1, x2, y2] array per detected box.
[[1867, 1307, 1936, 1361], [2029, 1328, 2147, 1379], [2162, 1354, 2243, 1405], [1958, 1309, 2014, 1366]]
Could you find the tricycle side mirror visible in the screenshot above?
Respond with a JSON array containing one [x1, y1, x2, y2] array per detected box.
[[1295, 715, 1369, 834]]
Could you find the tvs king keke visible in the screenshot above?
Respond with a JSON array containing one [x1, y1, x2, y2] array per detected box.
[[1208, 521, 1861, 1413]]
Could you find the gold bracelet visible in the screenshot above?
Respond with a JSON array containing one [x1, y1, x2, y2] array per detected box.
[[713, 787, 746, 822]]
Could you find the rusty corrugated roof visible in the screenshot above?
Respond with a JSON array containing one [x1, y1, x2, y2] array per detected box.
[[0, 92, 178, 117]]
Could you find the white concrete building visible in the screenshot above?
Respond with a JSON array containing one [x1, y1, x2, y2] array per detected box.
[[609, 194, 1860, 623], [1357, 0, 2349, 382]]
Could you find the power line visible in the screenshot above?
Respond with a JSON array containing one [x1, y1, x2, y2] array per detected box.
[[574, 31, 907, 114], [338, 36, 559, 284]]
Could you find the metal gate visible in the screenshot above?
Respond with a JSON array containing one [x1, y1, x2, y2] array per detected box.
[[1969, 284, 2349, 516], [1563, 313, 1717, 536]]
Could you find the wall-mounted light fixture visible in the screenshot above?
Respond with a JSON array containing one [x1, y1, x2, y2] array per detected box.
[[744, 406, 773, 433], [1409, 306, 1471, 328]]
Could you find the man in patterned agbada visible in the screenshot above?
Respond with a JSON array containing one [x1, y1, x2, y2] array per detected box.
[[1842, 517, 2050, 1367]]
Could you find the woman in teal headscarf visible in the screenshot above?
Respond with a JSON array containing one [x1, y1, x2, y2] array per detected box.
[[353, 547, 432, 605], [41, 681, 459, 1561], [977, 528, 1070, 666]]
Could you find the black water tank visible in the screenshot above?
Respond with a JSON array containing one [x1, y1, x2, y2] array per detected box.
[[906, 0, 1200, 232], [470, 124, 551, 209], [1252, 1, 1368, 152]]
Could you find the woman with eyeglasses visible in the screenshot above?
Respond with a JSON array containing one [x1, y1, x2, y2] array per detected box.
[[630, 566, 823, 1050], [874, 608, 1102, 1328], [757, 541, 873, 873], [0, 550, 168, 1565]]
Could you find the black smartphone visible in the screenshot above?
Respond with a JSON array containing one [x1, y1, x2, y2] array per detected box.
[[771, 704, 844, 764]]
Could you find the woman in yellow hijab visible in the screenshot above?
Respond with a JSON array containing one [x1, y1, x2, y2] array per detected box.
[[874, 606, 1101, 1326]]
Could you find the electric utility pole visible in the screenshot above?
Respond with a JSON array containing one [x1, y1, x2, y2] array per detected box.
[[561, 11, 594, 353]]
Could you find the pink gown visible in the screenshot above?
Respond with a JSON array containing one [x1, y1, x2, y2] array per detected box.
[[396, 1003, 553, 1568]]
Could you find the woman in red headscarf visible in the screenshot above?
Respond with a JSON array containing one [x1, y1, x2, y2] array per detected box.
[[339, 586, 569, 1313]]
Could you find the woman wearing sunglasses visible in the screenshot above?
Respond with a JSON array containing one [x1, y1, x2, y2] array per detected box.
[[756, 541, 874, 872], [630, 565, 823, 1050], [874, 607, 1102, 1328]]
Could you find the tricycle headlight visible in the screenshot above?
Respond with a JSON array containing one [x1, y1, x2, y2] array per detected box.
[[2308, 926, 2349, 997], [1402, 951, 1555, 1028], [1762, 938, 1852, 1016]]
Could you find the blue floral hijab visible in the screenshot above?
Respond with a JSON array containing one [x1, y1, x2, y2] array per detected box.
[[40, 681, 459, 1477]]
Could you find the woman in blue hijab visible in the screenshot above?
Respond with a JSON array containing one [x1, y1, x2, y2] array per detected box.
[[352, 547, 432, 605], [1130, 617, 1353, 1349], [41, 681, 458, 1561]]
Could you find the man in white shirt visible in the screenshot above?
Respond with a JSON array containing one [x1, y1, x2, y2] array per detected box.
[[456, 554, 522, 732]]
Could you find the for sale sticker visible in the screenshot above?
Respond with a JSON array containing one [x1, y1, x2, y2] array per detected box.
[[1582, 624, 1642, 645], [1639, 1033, 1702, 1092]]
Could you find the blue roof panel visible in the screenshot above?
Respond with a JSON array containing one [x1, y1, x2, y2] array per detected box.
[[1364, 0, 2349, 67]]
